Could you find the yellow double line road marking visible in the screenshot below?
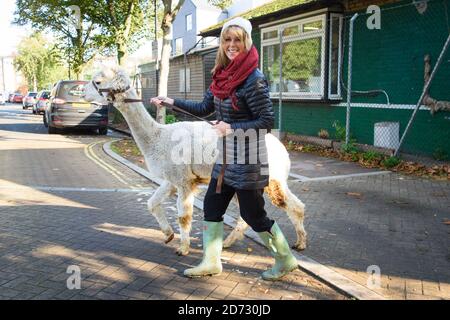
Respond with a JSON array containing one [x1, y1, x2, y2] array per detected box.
[[84, 139, 135, 188]]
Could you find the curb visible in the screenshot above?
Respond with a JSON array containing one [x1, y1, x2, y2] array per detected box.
[[102, 137, 387, 300]]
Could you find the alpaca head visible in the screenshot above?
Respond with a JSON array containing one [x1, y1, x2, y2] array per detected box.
[[83, 66, 132, 109]]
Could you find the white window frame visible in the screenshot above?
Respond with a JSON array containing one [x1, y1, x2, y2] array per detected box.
[[328, 13, 343, 99], [261, 14, 334, 100], [186, 14, 192, 31], [174, 37, 183, 55], [179, 68, 191, 93]]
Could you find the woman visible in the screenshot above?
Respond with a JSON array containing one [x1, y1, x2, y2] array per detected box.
[[151, 17, 298, 281]]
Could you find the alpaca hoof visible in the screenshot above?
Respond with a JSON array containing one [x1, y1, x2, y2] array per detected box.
[[222, 239, 233, 249], [292, 242, 306, 251], [164, 233, 175, 244], [176, 246, 189, 256]]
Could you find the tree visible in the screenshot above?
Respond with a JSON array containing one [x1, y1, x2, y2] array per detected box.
[[156, 0, 185, 124], [87, 0, 153, 66], [14, 0, 100, 79], [14, 33, 67, 91], [207, 0, 232, 10], [268, 39, 321, 92]]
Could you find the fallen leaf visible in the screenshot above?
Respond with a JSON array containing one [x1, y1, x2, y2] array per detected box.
[[346, 192, 362, 197], [302, 188, 310, 192], [392, 200, 409, 205], [431, 192, 446, 197], [247, 247, 253, 253], [443, 220, 450, 225]]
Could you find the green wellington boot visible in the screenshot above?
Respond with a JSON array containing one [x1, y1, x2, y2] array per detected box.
[[258, 222, 299, 281], [184, 221, 223, 278]]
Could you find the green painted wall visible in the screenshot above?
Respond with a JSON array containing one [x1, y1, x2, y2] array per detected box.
[[260, 0, 450, 158], [275, 103, 450, 157]]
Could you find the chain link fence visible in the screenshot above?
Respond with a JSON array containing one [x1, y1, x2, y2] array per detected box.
[[266, 0, 450, 162], [343, 0, 450, 161]]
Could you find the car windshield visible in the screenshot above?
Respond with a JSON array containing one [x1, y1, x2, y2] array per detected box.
[[58, 82, 88, 102], [41, 92, 50, 99]]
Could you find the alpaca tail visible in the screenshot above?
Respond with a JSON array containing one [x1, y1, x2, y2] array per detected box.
[[265, 133, 290, 183]]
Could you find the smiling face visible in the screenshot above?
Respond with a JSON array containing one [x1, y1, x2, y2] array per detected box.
[[223, 30, 246, 60], [220, 26, 251, 62], [213, 26, 253, 73]]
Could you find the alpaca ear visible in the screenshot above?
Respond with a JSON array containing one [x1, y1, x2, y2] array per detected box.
[[111, 69, 131, 92], [102, 66, 116, 81]]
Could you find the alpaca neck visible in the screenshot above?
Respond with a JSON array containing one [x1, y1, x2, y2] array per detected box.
[[116, 89, 161, 157]]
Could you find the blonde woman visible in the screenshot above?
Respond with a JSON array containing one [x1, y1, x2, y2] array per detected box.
[[151, 17, 298, 281]]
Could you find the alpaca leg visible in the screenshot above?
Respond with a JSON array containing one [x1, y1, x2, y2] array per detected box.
[[265, 179, 307, 251], [285, 187, 307, 250], [175, 187, 195, 256], [223, 215, 249, 248], [147, 181, 176, 244]]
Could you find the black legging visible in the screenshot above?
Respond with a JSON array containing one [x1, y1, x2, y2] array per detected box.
[[203, 178, 274, 233]]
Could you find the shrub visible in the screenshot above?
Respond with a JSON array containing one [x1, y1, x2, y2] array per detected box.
[[362, 150, 383, 162], [318, 129, 329, 139], [382, 156, 401, 168], [432, 148, 448, 161], [165, 114, 177, 124], [341, 142, 360, 154], [332, 120, 346, 141], [286, 140, 295, 151]]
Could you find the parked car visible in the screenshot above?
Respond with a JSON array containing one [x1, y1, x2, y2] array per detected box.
[[8, 93, 15, 102], [33, 90, 50, 114], [43, 80, 108, 134], [23, 92, 38, 109], [12, 93, 23, 104], [0, 92, 5, 105]]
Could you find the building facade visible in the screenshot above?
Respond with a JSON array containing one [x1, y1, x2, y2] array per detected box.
[[201, 0, 450, 158]]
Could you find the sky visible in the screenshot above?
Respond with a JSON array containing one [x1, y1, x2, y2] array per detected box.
[[0, 0, 31, 56]]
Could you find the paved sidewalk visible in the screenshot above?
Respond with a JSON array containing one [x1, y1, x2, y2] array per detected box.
[[107, 129, 450, 300]]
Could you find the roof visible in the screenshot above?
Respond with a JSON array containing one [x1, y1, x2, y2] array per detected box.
[[200, 0, 331, 36]]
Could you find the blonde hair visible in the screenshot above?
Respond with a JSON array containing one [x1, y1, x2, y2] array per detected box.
[[212, 26, 253, 74]]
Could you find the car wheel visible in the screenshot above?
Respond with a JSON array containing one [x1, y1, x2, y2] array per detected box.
[[48, 126, 59, 134], [98, 127, 108, 135]]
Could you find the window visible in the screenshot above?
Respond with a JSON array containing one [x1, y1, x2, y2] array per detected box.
[[179, 68, 191, 93], [174, 38, 183, 55], [329, 14, 343, 98], [186, 14, 192, 31], [141, 76, 153, 89], [261, 14, 343, 100]]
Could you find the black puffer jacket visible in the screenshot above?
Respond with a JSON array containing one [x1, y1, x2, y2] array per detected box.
[[174, 68, 274, 190]]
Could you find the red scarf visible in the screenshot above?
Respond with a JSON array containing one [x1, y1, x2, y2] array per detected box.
[[210, 45, 259, 110]]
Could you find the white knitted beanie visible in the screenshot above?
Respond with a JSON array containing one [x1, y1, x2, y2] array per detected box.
[[221, 17, 252, 38]]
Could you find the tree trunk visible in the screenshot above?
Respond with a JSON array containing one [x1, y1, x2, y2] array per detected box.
[[33, 73, 37, 92], [156, 11, 174, 124], [117, 41, 128, 66]]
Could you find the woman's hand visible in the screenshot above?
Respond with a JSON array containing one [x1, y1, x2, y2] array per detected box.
[[150, 96, 174, 108], [213, 121, 232, 137]]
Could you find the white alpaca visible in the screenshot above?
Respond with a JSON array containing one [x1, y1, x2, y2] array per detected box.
[[83, 67, 307, 256]]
